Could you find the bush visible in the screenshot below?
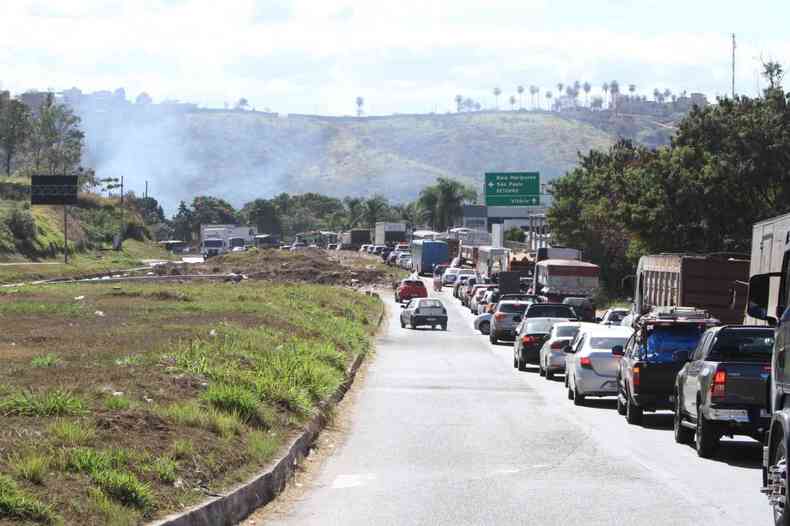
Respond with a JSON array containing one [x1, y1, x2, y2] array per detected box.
[[91, 469, 153, 510], [0, 474, 58, 524], [6, 207, 36, 241], [9, 453, 50, 485], [0, 389, 86, 416], [48, 419, 96, 446]]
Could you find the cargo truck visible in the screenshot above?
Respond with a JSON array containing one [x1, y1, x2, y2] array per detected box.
[[410, 240, 449, 276], [375, 222, 407, 245], [199, 224, 257, 258]]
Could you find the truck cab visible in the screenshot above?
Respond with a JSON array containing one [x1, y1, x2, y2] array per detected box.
[[202, 238, 225, 258]]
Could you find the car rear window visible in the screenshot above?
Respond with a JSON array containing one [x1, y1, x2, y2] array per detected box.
[[420, 299, 443, 308], [589, 337, 628, 350], [499, 303, 528, 314], [458, 270, 476, 275], [525, 320, 556, 333], [556, 326, 579, 338], [708, 330, 774, 363], [404, 280, 425, 287], [528, 305, 575, 318], [644, 326, 704, 362]]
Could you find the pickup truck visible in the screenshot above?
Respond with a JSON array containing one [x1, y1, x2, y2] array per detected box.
[[673, 326, 774, 457], [616, 307, 719, 425]]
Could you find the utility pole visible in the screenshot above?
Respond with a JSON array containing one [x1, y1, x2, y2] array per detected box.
[[732, 33, 736, 99], [144, 180, 148, 199], [64, 205, 68, 264]]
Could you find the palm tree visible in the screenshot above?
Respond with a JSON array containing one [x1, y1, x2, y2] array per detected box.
[[601, 82, 610, 108], [530, 86, 539, 109], [343, 197, 365, 227], [418, 178, 477, 231], [509, 95, 516, 110], [363, 196, 388, 228], [556, 83, 564, 100], [663, 88, 672, 101], [545, 91, 553, 111], [493, 87, 502, 109], [583, 82, 591, 106], [517, 85, 525, 109], [609, 81, 620, 110], [355, 96, 364, 117], [455, 94, 463, 113], [628, 84, 636, 100], [653, 88, 661, 102]]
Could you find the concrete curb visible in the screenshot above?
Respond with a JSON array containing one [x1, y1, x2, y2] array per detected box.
[[149, 298, 385, 526]]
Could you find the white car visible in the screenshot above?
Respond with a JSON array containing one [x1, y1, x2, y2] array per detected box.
[[566, 324, 634, 405], [600, 307, 630, 325], [538, 322, 581, 379], [359, 244, 370, 253]]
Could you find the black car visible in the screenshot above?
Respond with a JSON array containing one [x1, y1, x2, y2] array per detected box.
[[674, 325, 774, 457]]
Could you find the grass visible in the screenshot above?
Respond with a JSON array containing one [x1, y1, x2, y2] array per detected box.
[[0, 474, 58, 524], [48, 419, 96, 446], [0, 279, 383, 524], [30, 353, 59, 368], [8, 453, 50, 485], [0, 389, 86, 417]]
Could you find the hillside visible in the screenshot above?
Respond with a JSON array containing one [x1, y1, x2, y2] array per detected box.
[[79, 109, 674, 211]]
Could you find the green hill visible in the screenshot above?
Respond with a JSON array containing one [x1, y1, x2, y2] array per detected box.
[[81, 109, 674, 209]]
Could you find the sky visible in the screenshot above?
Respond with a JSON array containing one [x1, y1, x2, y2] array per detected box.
[[2, 0, 790, 115]]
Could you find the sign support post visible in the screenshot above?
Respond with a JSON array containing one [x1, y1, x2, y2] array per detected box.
[[64, 205, 68, 264], [30, 175, 79, 265]]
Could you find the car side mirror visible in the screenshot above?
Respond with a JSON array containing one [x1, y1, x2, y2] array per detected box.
[[611, 345, 624, 356], [595, 317, 602, 323], [674, 350, 690, 362], [400, 304, 407, 308]]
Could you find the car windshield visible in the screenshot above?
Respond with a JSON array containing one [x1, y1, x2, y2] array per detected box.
[[528, 305, 575, 318], [203, 240, 223, 248], [589, 337, 628, 350], [419, 299, 443, 308], [607, 311, 627, 322], [556, 326, 580, 338], [708, 330, 775, 363], [498, 303, 528, 314], [644, 326, 704, 362], [458, 270, 476, 276], [525, 319, 557, 333]]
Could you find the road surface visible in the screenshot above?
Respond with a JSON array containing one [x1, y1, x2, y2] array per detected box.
[[254, 285, 768, 526]]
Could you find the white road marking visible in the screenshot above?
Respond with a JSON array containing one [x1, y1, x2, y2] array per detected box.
[[331, 474, 376, 489]]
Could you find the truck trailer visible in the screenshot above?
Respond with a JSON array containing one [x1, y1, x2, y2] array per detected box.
[[375, 222, 407, 246], [630, 253, 749, 325], [200, 224, 258, 258], [410, 240, 449, 276]]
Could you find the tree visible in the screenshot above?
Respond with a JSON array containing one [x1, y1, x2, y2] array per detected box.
[[172, 201, 194, 242], [505, 227, 526, 242], [240, 199, 282, 235], [609, 81, 620, 111], [763, 61, 785, 90], [590, 96, 604, 110], [418, 177, 477, 231], [363, 196, 388, 228], [602, 82, 610, 108], [509, 95, 516, 111], [455, 94, 463, 112], [135, 92, 153, 105], [235, 97, 249, 110], [663, 88, 671, 101], [29, 93, 84, 175], [0, 98, 32, 175], [356, 96, 364, 116], [628, 84, 636, 99], [517, 85, 524, 109], [545, 91, 553, 111], [493, 87, 502, 109], [583, 82, 592, 107], [190, 196, 237, 237], [530, 86, 539, 109], [653, 88, 661, 101]]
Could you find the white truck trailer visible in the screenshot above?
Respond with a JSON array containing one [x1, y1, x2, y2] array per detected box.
[[199, 224, 258, 258], [743, 212, 790, 325], [374, 222, 407, 246]]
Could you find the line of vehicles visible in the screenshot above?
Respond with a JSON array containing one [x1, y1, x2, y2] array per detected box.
[[381, 210, 790, 524]]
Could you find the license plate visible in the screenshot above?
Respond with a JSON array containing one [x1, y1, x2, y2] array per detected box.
[[425, 317, 437, 322], [711, 409, 749, 422]]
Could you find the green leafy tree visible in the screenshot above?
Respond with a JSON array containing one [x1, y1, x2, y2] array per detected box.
[[418, 177, 477, 231], [0, 98, 32, 175], [493, 87, 502, 110], [240, 199, 282, 235], [29, 93, 84, 175], [517, 85, 524, 109], [172, 201, 194, 242], [505, 227, 526, 242], [190, 196, 237, 237], [363, 196, 389, 228]]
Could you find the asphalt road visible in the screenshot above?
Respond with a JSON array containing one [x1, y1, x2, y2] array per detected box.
[[256, 283, 769, 526]]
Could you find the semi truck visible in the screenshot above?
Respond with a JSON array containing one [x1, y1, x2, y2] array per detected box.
[[741, 212, 790, 521], [533, 259, 600, 303], [629, 253, 749, 325], [341, 229, 372, 250], [410, 240, 450, 276], [199, 224, 258, 258], [375, 222, 407, 246]]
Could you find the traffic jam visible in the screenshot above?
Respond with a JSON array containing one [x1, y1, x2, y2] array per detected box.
[[378, 211, 790, 524]]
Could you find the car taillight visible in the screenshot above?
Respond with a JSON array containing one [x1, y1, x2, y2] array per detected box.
[[632, 365, 640, 391], [494, 313, 506, 321], [580, 356, 592, 368], [522, 335, 538, 345], [711, 368, 727, 399], [550, 340, 565, 350]]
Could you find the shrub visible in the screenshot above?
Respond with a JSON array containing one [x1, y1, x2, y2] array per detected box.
[[246, 431, 278, 463], [9, 452, 50, 485], [0, 474, 57, 524], [30, 353, 59, 368], [104, 395, 131, 411], [151, 457, 178, 483], [91, 469, 153, 510], [170, 439, 194, 460], [202, 383, 259, 422], [6, 207, 36, 240], [86, 487, 140, 526]]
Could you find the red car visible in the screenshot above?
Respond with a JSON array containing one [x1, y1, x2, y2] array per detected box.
[[395, 279, 428, 302]]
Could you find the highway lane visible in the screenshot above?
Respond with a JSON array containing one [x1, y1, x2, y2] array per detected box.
[[256, 284, 768, 526]]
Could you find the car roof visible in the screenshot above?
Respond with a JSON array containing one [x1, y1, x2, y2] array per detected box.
[[526, 317, 573, 323], [553, 321, 581, 328], [579, 324, 634, 337]]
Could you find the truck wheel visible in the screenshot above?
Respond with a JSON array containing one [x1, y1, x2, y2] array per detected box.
[[489, 331, 498, 345], [772, 437, 790, 526], [625, 393, 642, 425], [616, 389, 626, 416], [673, 394, 693, 444], [695, 406, 719, 458]]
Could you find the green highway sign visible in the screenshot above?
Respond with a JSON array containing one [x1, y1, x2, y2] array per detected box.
[[484, 172, 540, 206]]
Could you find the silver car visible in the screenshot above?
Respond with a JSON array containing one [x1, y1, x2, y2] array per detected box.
[[474, 312, 492, 335], [490, 300, 530, 344], [566, 324, 633, 405], [538, 322, 581, 379]]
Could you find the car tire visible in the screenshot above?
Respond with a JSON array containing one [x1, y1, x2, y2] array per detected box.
[[696, 405, 719, 458], [479, 321, 490, 335], [400, 318, 405, 328], [490, 331, 498, 345], [567, 386, 573, 400], [616, 389, 626, 416], [573, 387, 585, 406], [674, 394, 693, 445], [410, 321, 416, 330], [625, 392, 642, 425], [517, 350, 527, 371], [772, 436, 790, 526], [441, 324, 447, 331], [539, 364, 546, 377], [545, 368, 554, 380]]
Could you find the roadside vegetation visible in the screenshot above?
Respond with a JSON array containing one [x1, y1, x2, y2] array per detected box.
[[549, 62, 790, 294], [0, 276, 382, 524]]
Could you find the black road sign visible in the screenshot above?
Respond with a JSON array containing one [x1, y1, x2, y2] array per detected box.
[[31, 175, 79, 205]]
